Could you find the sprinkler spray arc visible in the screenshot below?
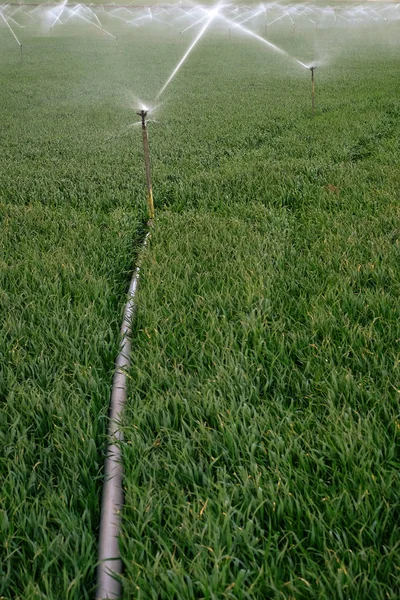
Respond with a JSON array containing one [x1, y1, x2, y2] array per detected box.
[[137, 109, 155, 221], [310, 65, 316, 117]]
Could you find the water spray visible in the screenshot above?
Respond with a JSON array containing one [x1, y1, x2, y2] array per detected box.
[[218, 12, 309, 70], [310, 66, 316, 117], [137, 109, 155, 221], [156, 4, 221, 99], [233, 6, 265, 29], [1, 12, 23, 57], [180, 13, 207, 34], [63, 6, 117, 40]]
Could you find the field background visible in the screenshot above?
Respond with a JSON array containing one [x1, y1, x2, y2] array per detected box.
[[1, 5, 399, 600]]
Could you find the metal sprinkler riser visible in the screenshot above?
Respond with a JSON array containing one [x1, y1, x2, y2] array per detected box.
[[137, 109, 155, 221], [309, 66, 317, 117], [137, 109, 147, 126]]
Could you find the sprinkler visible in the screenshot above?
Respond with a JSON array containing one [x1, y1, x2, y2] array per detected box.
[[137, 109, 155, 221], [310, 66, 316, 117]]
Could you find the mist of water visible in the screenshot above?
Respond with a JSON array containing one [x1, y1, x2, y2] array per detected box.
[[219, 13, 310, 70], [1, 11, 22, 46], [156, 4, 221, 99]]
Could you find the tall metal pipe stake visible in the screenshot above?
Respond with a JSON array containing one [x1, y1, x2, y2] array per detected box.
[[137, 109, 155, 220], [310, 66, 316, 117]]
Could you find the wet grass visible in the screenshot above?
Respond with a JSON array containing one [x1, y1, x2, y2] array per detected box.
[[122, 204, 399, 598], [0, 14, 399, 600], [0, 23, 147, 600], [120, 23, 400, 600]]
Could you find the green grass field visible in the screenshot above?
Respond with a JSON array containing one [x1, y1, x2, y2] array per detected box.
[[1, 7, 399, 599]]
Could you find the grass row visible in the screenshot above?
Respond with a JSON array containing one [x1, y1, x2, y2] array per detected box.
[[121, 203, 399, 598], [0, 26, 149, 600], [120, 25, 399, 600]]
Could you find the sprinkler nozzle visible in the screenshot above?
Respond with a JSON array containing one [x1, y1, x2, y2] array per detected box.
[[137, 109, 147, 126], [309, 65, 317, 72]]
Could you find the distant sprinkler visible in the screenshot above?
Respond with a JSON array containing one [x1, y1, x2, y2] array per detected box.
[[310, 66, 317, 117], [137, 109, 155, 221]]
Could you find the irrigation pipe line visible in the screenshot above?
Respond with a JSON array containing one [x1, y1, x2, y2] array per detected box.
[[96, 226, 152, 600]]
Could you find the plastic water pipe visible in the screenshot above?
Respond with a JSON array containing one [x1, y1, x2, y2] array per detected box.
[[96, 230, 151, 599]]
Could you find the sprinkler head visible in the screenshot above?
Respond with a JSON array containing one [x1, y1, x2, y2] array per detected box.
[[309, 65, 317, 74], [137, 109, 147, 126]]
